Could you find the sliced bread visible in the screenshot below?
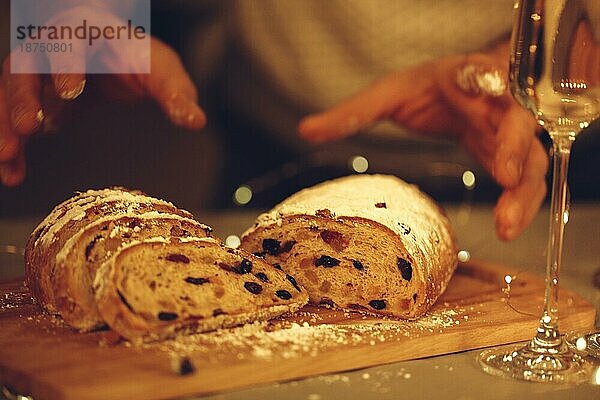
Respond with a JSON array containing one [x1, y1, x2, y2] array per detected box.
[[93, 238, 309, 342], [25, 188, 193, 313], [53, 212, 213, 331]]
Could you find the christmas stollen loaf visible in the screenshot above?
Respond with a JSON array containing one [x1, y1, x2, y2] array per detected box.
[[93, 237, 309, 342], [24, 188, 308, 340], [24, 187, 196, 316], [52, 212, 213, 331], [241, 174, 458, 319]]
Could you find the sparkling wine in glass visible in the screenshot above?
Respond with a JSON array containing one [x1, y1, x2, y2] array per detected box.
[[478, 0, 600, 383]]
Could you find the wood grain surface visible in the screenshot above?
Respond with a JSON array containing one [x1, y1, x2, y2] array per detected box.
[[0, 260, 596, 400]]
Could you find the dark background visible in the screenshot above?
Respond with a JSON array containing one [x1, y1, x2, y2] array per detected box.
[[0, 1, 598, 217]]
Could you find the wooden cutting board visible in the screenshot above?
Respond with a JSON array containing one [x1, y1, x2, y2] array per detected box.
[[0, 260, 595, 400]]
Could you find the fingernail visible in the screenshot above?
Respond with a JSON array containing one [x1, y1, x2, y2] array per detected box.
[[167, 95, 205, 128], [55, 74, 69, 93], [11, 106, 26, 129], [169, 107, 185, 125], [505, 157, 522, 183], [188, 103, 206, 128], [57, 77, 86, 100], [167, 94, 184, 124], [186, 110, 206, 128], [36, 109, 45, 125], [12, 108, 45, 134], [502, 201, 523, 239], [30, 108, 45, 132]]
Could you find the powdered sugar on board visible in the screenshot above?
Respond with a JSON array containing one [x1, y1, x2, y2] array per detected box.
[[139, 305, 474, 364], [0, 285, 35, 311], [0, 261, 595, 400]]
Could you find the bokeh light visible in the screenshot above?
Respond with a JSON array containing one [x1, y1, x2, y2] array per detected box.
[[225, 235, 241, 249], [462, 170, 476, 190], [457, 250, 471, 263], [350, 155, 369, 173], [233, 185, 253, 206]]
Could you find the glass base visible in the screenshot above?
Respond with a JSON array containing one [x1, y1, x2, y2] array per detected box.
[[568, 333, 600, 359], [478, 341, 593, 384]]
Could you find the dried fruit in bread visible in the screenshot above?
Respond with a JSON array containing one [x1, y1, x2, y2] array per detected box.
[[93, 238, 308, 342], [241, 174, 457, 319], [53, 212, 212, 331]]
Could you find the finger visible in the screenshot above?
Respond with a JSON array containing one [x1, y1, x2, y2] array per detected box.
[[298, 71, 415, 143], [0, 82, 20, 162], [51, 63, 86, 101], [2, 57, 44, 136], [38, 82, 69, 134], [52, 73, 86, 101], [495, 138, 548, 241], [47, 40, 87, 101], [493, 105, 538, 189], [144, 40, 206, 130], [0, 133, 19, 163], [436, 57, 508, 138], [458, 124, 497, 176], [437, 57, 528, 184], [0, 141, 26, 187]]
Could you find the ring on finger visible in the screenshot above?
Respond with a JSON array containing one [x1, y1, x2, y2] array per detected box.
[[456, 64, 507, 97]]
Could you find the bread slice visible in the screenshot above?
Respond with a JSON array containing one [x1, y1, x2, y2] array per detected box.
[[52, 212, 213, 331], [25, 188, 193, 314], [241, 174, 458, 319], [93, 238, 309, 342]]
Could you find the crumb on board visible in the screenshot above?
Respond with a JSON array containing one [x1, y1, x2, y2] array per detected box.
[[4, 288, 474, 373], [170, 356, 195, 376]]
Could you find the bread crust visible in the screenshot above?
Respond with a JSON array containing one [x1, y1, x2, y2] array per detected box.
[[241, 174, 458, 318], [24, 188, 194, 314]]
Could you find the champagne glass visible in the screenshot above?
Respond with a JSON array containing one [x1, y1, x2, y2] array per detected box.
[[478, 0, 600, 383]]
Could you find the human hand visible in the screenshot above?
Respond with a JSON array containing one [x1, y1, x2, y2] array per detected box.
[[298, 45, 548, 241], [0, 6, 205, 186]]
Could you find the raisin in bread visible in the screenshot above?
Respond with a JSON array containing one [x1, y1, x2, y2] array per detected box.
[[53, 212, 213, 331], [25, 188, 194, 314], [93, 238, 308, 342], [241, 174, 458, 319]]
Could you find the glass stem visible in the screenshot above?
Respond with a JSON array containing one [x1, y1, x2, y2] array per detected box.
[[531, 133, 573, 351]]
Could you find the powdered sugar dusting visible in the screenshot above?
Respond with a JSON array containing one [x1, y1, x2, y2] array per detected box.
[[34, 188, 186, 248], [242, 174, 458, 310], [245, 175, 454, 257], [140, 305, 468, 364], [0, 289, 35, 311], [55, 211, 210, 265]]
